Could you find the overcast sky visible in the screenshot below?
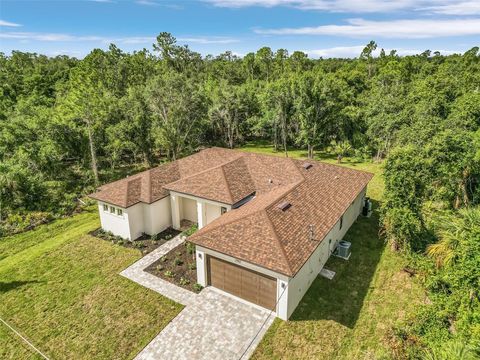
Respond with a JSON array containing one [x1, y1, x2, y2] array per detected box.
[[1, 0, 479, 58]]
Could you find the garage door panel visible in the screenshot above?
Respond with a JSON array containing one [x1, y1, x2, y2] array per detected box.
[[224, 265, 242, 296], [241, 271, 260, 304], [208, 256, 277, 311]]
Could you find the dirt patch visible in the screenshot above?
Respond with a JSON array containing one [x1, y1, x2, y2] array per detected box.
[[145, 241, 202, 293], [90, 227, 182, 256]]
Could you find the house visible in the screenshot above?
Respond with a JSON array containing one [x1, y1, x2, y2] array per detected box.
[[90, 147, 373, 320]]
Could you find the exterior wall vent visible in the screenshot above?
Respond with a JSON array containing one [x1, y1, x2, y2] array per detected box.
[[302, 163, 313, 170], [277, 201, 291, 211]]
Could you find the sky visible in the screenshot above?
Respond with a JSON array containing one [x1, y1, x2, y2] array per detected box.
[[0, 0, 479, 58]]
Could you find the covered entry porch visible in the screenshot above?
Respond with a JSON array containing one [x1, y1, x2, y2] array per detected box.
[[169, 191, 230, 230]]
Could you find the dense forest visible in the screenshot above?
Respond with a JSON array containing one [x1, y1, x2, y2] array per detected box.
[[1, 33, 479, 358]]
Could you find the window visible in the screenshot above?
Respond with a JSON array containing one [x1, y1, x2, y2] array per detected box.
[[103, 204, 108, 212], [221, 207, 227, 215], [110, 206, 115, 213], [117, 208, 123, 216], [340, 215, 343, 229]]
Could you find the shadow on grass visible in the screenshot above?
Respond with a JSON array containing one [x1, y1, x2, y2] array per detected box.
[[0, 280, 41, 293], [290, 202, 384, 329]]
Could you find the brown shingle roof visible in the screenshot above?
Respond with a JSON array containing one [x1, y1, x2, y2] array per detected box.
[[89, 147, 240, 207], [90, 148, 373, 277], [189, 158, 373, 277]]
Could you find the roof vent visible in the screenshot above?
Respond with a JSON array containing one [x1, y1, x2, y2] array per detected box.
[[277, 201, 291, 211], [309, 224, 316, 241], [303, 162, 313, 170], [268, 179, 273, 184]]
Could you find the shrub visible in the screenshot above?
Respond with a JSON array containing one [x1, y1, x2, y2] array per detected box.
[[193, 283, 203, 292], [161, 256, 168, 262], [164, 234, 172, 240], [179, 277, 190, 286], [186, 242, 196, 255], [188, 263, 196, 271], [183, 224, 198, 237], [151, 233, 159, 241], [164, 270, 174, 278], [174, 257, 183, 266], [155, 264, 164, 271], [0, 211, 54, 236]]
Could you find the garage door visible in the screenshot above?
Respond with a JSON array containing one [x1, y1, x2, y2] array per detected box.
[[208, 256, 277, 310]]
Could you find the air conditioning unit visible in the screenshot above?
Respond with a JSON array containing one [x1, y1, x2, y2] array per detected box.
[[336, 240, 351, 260]]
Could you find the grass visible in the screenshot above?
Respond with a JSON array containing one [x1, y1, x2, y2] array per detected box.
[[0, 208, 182, 360], [241, 141, 425, 359]]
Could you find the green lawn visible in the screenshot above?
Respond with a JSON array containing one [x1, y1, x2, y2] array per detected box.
[[0, 208, 182, 360], [242, 142, 425, 359]]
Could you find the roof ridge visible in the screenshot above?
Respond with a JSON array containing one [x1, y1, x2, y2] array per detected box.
[[262, 209, 294, 275], [189, 183, 300, 239], [219, 163, 234, 203], [163, 153, 243, 189], [289, 156, 306, 181], [263, 179, 304, 212], [145, 168, 152, 202], [124, 177, 134, 207]]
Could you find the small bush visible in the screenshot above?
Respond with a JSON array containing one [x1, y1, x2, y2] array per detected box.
[[174, 257, 183, 266], [0, 211, 54, 236], [161, 256, 168, 262], [164, 234, 172, 240], [164, 270, 174, 278], [156, 264, 164, 271], [151, 233, 159, 240], [188, 263, 196, 271], [193, 283, 203, 292], [186, 242, 196, 255], [179, 277, 190, 286], [183, 224, 198, 237]]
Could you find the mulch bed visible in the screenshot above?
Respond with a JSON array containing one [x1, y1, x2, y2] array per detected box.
[[145, 241, 202, 293], [90, 227, 182, 256]]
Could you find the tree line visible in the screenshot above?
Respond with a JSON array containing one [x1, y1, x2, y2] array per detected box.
[[1, 33, 479, 357]]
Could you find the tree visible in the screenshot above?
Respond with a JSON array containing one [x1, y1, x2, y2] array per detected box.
[[146, 72, 207, 160], [360, 40, 377, 77], [330, 140, 352, 163], [268, 77, 294, 157], [58, 64, 113, 186], [294, 72, 323, 159], [208, 81, 255, 149]]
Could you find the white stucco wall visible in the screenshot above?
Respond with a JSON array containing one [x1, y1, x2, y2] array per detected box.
[[98, 203, 131, 240], [98, 196, 174, 241], [283, 187, 367, 319], [182, 197, 197, 223], [98, 202, 144, 240], [206, 203, 222, 224], [127, 203, 144, 240], [143, 197, 172, 235]]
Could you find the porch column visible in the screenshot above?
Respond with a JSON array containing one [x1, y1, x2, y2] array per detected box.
[[170, 194, 181, 230], [196, 201, 206, 229], [196, 249, 207, 286]]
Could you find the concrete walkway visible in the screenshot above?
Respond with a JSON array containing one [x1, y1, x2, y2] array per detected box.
[[120, 235, 196, 306], [120, 234, 274, 360]]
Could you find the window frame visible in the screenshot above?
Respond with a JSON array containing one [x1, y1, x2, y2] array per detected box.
[[340, 215, 344, 229], [117, 208, 123, 216], [110, 206, 116, 214], [221, 206, 227, 215], [103, 204, 108, 212]]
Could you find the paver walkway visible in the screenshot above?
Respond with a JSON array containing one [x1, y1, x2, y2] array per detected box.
[[120, 234, 274, 360]]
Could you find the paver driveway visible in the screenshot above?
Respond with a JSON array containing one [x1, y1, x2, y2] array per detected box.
[[121, 235, 274, 360]]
